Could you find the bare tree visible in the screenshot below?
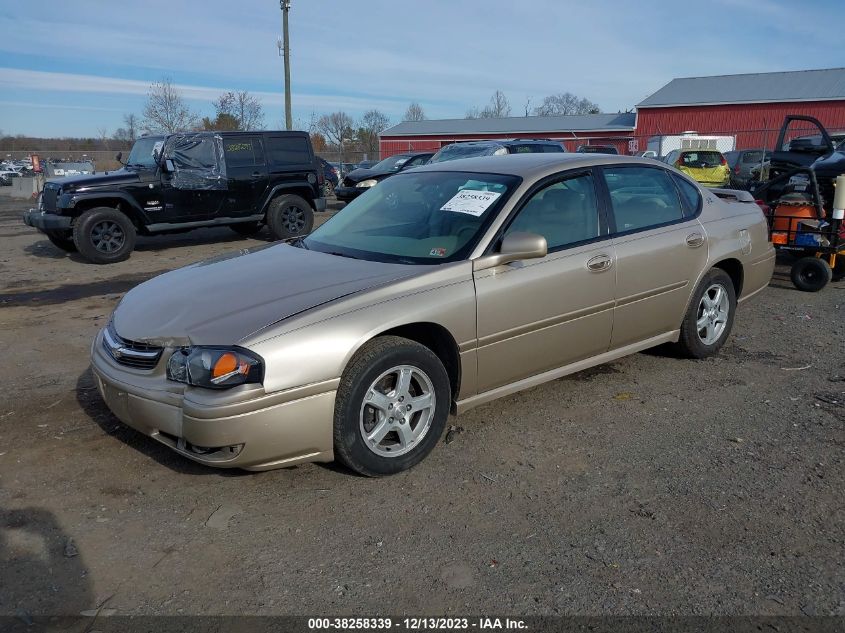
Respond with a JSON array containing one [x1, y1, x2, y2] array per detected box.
[[403, 102, 427, 122], [142, 78, 199, 134], [533, 93, 600, 116], [466, 91, 512, 119], [357, 109, 390, 156], [97, 127, 110, 150], [123, 114, 139, 141], [523, 97, 532, 117], [317, 112, 355, 161], [213, 91, 265, 131]]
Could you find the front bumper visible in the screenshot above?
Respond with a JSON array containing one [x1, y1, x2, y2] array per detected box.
[[335, 186, 366, 202], [90, 330, 336, 471], [23, 209, 72, 232]]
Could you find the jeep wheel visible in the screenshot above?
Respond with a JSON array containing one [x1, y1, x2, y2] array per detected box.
[[72, 207, 136, 264], [45, 230, 77, 252], [229, 221, 263, 237], [267, 194, 314, 240]]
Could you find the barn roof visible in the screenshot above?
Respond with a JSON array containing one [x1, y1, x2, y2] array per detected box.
[[380, 112, 636, 137], [637, 68, 845, 108]]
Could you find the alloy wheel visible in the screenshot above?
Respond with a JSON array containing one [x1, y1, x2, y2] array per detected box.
[[359, 365, 436, 458], [696, 283, 729, 345], [91, 220, 125, 253], [281, 206, 306, 233]]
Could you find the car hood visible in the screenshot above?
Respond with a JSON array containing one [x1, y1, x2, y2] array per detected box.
[[112, 243, 421, 347], [52, 169, 140, 190], [344, 167, 395, 183]]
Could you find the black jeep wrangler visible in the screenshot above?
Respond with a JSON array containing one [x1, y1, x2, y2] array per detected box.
[[23, 131, 326, 264]]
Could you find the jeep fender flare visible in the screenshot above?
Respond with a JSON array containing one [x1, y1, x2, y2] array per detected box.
[[60, 191, 150, 226], [260, 184, 316, 214]]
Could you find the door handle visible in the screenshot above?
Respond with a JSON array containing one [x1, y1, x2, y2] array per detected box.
[[586, 254, 613, 272], [686, 232, 705, 248], [250, 171, 262, 179]]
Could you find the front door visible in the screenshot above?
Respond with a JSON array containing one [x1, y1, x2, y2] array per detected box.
[[161, 134, 228, 222], [220, 135, 269, 218], [474, 170, 616, 393], [600, 165, 709, 348]]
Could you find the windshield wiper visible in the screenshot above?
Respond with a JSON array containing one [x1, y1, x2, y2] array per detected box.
[[325, 251, 359, 260]]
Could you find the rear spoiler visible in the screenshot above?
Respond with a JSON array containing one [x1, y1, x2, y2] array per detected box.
[[708, 188, 756, 203]]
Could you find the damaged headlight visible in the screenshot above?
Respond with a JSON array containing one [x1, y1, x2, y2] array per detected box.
[[356, 179, 378, 188], [166, 347, 263, 389]]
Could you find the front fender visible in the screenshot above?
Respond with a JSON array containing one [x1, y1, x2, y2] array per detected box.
[[60, 191, 148, 223]]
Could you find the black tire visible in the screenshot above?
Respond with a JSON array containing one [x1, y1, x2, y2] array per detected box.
[[790, 257, 832, 292], [45, 230, 77, 252], [266, 194, 314, 240], [676, 268, 737, 359], [831, 257, 845, 282], [72, 207, 136, 264], [229, 221, 263, 237], [333, 336, 450, 477]]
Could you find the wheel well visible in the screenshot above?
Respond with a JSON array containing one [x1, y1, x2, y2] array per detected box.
[[269, 187, 315, 211], [713, 258, 744, 297], [378, 323, 461, 408], [73, 199, 142, 230]]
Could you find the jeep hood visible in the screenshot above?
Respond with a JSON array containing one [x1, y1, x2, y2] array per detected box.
[[54, 169, 140, 190], [112, 243, 422, 346]]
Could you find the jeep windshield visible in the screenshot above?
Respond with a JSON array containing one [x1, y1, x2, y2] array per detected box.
[[303, 170, 519, 264], [126, 137, 163, 169]]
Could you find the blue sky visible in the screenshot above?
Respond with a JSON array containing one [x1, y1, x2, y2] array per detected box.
[[0, 0, 842, 137]]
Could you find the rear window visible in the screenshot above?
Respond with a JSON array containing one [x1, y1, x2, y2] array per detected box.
[[266, 135, 312, 168], [680, 151, 723, 168], [741, 151, 765, 163], [430, 143, 498, 163], [223, 136, 264, 168]]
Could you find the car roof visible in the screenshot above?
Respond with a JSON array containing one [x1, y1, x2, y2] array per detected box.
[[411, 152, 665, 178]]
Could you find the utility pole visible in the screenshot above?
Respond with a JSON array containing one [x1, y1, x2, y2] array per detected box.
[[281, 0, 292, 130]]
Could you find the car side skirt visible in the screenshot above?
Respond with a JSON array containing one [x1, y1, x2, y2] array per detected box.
[[454, 330, 679, 415]]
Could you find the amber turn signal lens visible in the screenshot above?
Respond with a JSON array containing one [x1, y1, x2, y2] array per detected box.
[[212, 352, 240, 379]]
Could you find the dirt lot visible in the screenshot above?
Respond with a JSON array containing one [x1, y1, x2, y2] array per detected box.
[[0, 192, 843, 618]]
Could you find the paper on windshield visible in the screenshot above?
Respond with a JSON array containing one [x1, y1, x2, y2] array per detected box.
[[440, 190, 501, 216]]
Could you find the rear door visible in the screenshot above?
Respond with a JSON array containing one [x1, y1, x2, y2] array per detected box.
[[600, 165, 709, 348], [220, 135, 269, 218]]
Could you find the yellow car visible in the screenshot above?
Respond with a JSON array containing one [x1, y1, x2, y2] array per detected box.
[[664, 149, 730, 187]]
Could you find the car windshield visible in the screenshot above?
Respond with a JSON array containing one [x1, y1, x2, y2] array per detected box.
[[126, 137, 163, 168], [681, 151, 723, 168], [304, 170, 520, 264], [370, 155, 414, 172], [429, 144, 500, 163]]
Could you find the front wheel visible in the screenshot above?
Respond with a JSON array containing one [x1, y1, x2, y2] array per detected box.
[[676, 269, 737, 359], [333, 336, 450, 476], [790, 257, 831, 292], [72, 207, 136, 264], [266, 194, 314, 240]]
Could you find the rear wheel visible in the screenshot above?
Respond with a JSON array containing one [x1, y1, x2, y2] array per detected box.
[[333, 336, 450, 477], [72, 207, 136, 264], [266, 194, 314, 240], [229, 221, 263, 237], [790, 257, 831, 292], [45, 230, 77, 252], [676, 269, 736, 359]]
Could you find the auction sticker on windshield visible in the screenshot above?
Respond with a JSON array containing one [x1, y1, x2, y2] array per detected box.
[[440, 190, 501, 216]]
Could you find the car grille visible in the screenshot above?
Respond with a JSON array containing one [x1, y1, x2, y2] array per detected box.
[[102, 324, 163, 370], [41, 183, 60, 211]]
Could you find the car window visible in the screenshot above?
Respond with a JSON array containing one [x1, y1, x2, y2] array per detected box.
[[671, 174, 702, 216], [266, 135, 312, 168], [223, 136, 264, 168], [741, 150, 765, 164], [680, 151, 723, 168], [664, 150, 678, 165], [603, 166, 685, 232], [430, 143, 498, 163], [406, 155, 429, 167], [505, 172, 600, 250], [542, 144, 565, 153]]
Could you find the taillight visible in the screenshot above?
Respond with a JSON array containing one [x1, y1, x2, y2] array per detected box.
[[674, 160, 682, 168], [734, 165, 740, 174], [720, 155, 727, 166]]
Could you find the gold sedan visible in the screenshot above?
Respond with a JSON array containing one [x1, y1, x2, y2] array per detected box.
[[91, 154, 775, 476]]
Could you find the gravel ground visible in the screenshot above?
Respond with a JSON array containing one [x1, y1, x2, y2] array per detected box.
[[0, 192, 843, 618]]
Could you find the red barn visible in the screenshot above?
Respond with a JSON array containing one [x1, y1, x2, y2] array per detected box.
[[635, 68, 845, 152], [379, 113, 636, 158]]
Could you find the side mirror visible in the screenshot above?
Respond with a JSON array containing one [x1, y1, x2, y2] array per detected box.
[[473, 232, 548, 271], [115, 151, 124, 164], [164, 159, 176, 173]]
